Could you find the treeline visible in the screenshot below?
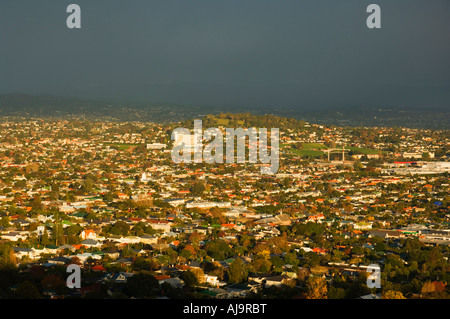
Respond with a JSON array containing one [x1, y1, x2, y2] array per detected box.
[[181, 113, 305, 131]]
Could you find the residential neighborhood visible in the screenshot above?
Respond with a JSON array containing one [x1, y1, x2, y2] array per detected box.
[[0, 114, 448, 299]]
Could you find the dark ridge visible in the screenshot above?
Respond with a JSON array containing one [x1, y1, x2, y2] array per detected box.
[[0, 94, 448, 129]]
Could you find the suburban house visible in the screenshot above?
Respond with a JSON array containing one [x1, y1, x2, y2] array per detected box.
[[203, 274, 222, 286], [368, 229, 404, 239], [1, 231, 28, 242], [101, 272, 134, 283], [264, 274, 294, 288], [80, 239, 103, 248], [81, 229, 97, 240], [155, 275, 185, 288]]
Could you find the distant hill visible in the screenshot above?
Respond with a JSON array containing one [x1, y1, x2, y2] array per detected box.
[[179, 113, 305, 130], [0, 94, 448, 129], [297, 105, 450, 130], [0, 94, 192, 123]]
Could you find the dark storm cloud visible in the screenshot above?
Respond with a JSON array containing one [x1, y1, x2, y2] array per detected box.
[[0, 0, 449, 110]]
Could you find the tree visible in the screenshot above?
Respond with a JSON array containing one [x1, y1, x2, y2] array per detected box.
[[131, 224, 145, 236], [382, 290, 406, 299], [108, 221, 130, 236], [190, 268, 205, 284], [248, 257, 272, 274], [31, 195, 43, 211], [433, 281, 447, 293], [190, 182, 205, 196], [182, 270, 199, 287], [305, 276, 328, 299], [52, 213, 65, 246], [267, 236, 289, 254], [328, 286, 346, 299], [41, 230, 50, 246], [13, 281, 42, 299], [189, 232, 204, 246], [41, 275, 66, 293], [228, 258, 248, 284], [283, 252, 300, 267], [0, 217, 10, 228], [272, 254, 285, 268], [81, 176, 95, 194], [180, 244, 196, 260], [8, 249, 17, 266], [205, 239, 231, 261], [421, 281, 436, 295], [125, 273, 159, 298], [133, 257, 160, 271], [303, 251, 321, 268]]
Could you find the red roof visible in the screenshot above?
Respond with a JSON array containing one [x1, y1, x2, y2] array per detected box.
[[154, 274, 171, 281], [175, 264, 190, 271], [83, 229, 95, 236], [91, 265, 106, 272], [221, 223, 236, 228]]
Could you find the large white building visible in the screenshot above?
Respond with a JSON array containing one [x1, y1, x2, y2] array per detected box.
[[383, 161, 450, 175], [185, 201, 231, 209], [146, 143, 167, 150]]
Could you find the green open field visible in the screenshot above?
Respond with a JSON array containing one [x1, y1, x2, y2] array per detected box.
[[283, 143, 327, 157], [347, 146, 384, 155], [301, 143, 328, 150]]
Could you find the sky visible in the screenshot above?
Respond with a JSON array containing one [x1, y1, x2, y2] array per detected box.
[[0, 0, 449, 111]]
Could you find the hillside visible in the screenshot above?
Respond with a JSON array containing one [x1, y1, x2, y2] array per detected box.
[[179, 113, 305, 130]]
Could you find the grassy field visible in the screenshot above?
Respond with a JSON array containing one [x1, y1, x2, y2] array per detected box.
[[283, 143, 327, 157], [301, 143, 328, 150], [347, 146, 383, 155]]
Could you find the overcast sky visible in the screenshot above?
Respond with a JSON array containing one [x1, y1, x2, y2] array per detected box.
[[0, 0, 449, 111]]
